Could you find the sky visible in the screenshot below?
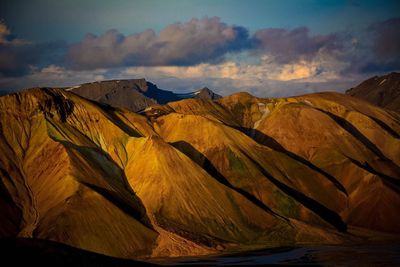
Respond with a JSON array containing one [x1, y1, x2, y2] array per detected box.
[[0, 0, 399, 97]]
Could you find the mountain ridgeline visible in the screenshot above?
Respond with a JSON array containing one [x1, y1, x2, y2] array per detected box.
[[0, 77, 399, 260], [67, 79, 221, 112], [346, 72, 400, 111]]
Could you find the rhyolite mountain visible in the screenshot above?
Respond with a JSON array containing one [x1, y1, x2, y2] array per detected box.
[[346, 72, 400, 112], [0, 78, 399, 261], [67, 79, 221, 112]]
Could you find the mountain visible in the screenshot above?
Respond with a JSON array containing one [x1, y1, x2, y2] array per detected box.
[[0, 86, 399, 260], [346, 72, 400, 111], [148, 91, 400, 233], [67, 79, 221, 112], [175, 87, 222, 100]]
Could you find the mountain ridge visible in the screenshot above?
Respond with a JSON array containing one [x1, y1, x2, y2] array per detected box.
[[0, 75, 399, 260], [66, 79, 221, 112], [346, 72, 400, 111]]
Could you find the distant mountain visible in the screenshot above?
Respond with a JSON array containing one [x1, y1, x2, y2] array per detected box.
[[0, 87, 399, 260], [67, 79, 221, 112], [176, 87, 222, 100], [346, 72, 400, 111]]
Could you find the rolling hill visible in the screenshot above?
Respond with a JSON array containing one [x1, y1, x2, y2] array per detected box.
[[0, 82, 399, 260]]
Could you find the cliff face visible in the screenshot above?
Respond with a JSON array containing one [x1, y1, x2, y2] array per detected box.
[[0, 87, 399, 259], [346, 72, 400, 112]]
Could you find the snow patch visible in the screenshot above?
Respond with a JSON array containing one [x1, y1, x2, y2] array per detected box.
[[253, 103, 270, 130], [65, 85, 81, 91], [379, 79, 387, 85], [302, 100, 314, 106], [193, 91, 201, 95]]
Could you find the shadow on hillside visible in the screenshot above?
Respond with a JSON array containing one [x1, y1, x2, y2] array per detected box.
[[171, 140, 347, 232], [170, 141, 286, 220], [239, 149, 347, 233], [315, 109, 390, 158], [346, 156, 400, 193], [239, 127, 348, 196], [83, 98, 142, 137], [366, 115, 400, 139], [53, 140, 154, 230]]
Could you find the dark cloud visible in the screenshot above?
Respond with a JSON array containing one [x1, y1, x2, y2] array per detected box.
[[370, 17, 400, 61], [0, 21, 66, 77], [252, 27, 342, 63], [343, 17, 400, 74], [365, 17, 400, 72], [1, 16, 400, 87], [68, 22, 344, 70], [0, 41, 66, 77], [67, 17, 249, 70]]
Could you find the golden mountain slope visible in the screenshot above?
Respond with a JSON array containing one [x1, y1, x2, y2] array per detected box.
[[165, 92, 400, 233], [0, 88, 399, 260]]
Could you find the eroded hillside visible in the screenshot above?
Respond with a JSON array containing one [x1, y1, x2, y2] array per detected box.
[[0, 88, 399, 259]]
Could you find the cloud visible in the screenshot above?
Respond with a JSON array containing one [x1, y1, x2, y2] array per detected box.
[[122, 52, 348, 84], [0, 64, 106, 91], [370, 17, 400, 61], [67, 20, 343, 70], [0, 58, 363, 98], [339, 17, 400, 74], [1, 17, 399, 98], [358, 17, 400, 73], [252, 27, 342, 63], [67, 17, 249, 70], [0, 21, 67, 77], [0, 21, 11, 44], [120, 64, 360, 98]]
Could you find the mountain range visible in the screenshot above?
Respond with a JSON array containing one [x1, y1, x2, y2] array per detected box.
[[66, 79, 221, 112], [0, 74, 399, 261]]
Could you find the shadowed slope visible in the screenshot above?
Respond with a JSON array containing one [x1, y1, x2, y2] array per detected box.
[[346, 72, 400, 111]]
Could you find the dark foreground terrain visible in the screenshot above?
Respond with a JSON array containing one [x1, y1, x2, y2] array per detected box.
[[0, 238, 155, 267], [155, 243, 400, 266], [3, 238, 399, 267]]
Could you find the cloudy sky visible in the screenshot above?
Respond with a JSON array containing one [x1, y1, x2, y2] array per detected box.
[[0, 0, 399, 97]]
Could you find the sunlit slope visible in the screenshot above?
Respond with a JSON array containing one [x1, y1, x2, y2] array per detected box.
[[124, 136, 287, 244], [0, 89, 158, 258], [154, 113, 348, 231], [0, 87, 399, 260], [217, 92, 400, 233]]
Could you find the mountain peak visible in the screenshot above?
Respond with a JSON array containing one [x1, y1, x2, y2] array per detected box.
[[67, 79, 222, 112], [346, 72, 400, 111], [192, 87, 222, 100]]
